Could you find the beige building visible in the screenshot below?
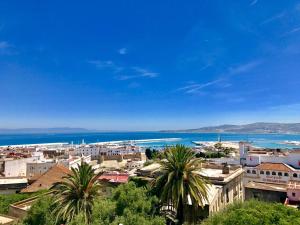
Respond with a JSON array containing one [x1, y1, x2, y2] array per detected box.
[[137, 162, 244, 219]]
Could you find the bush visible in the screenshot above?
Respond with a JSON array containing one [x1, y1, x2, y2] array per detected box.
[[22, 195, 59, 225], [201, 200, 300, 225], [0, 191, 45, 214]]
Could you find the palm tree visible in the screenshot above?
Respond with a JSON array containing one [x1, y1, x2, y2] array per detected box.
[[51, 163, 102, 224], [152, 145, 209, 225]]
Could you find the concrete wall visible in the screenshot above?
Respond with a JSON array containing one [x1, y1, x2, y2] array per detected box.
[[245, 188, 286, 203], [26, 162, 55, 177], [4, 158, 34, 177]]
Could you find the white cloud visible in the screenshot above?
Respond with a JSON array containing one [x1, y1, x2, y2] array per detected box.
[[118, 48, 127, 55]]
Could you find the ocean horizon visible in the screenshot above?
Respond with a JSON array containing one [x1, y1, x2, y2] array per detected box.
[[1, 131, 300, 149]]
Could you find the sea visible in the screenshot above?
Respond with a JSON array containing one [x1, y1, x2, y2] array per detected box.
[[1, 132, 300, 149]]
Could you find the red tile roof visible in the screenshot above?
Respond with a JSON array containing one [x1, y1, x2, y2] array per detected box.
[[99, 173, 129, 184], [257, 163, 293, 172], [21, 164, 70, 193]]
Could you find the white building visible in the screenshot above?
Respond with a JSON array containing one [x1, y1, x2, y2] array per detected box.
[[239, 142, 300, 169], [59, 155, 91, 169], [74, 144, 142, 159]]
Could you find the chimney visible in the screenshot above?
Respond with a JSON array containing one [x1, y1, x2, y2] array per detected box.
[[222, 163, 230, 174]]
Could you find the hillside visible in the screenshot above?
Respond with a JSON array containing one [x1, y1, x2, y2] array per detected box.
[[162, 122, 300, 134]]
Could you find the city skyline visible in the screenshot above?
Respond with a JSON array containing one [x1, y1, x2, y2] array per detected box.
[[1, 0, 300, 130]]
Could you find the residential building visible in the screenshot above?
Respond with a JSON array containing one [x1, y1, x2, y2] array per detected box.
[[137, 162, 244, 219]]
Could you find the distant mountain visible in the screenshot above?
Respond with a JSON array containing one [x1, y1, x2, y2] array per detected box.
[[0, 127, 98, 134], [162, 122, 300, 134]]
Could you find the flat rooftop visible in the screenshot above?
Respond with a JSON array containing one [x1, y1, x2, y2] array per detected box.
[[245, 181, 287, 192], [0, 215, 16, 224], [0, 178, 27, 185]]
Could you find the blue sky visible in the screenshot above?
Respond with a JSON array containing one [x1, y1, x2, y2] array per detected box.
[[1, 0, 300, 130]]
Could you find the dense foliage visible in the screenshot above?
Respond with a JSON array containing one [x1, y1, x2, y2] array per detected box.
[[0, 191, 45, 214], [152, 145, 209, 225], [22, 182, 165, 225], [195, 151, 226, 159], [201, 200, 300, 225], [22, 195, 58, 225]]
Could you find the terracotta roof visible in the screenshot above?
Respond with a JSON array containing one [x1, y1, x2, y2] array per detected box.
[[257, 163, 293, 172], [21, 164, 70, 193], [99, 173, 129, 184]]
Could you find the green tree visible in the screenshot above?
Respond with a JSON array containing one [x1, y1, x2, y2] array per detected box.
[[201, 200, 300, 225], [214, 142, 222, 151], [91, 182, 165, 225], [152, 145, 209, 225], [22, 196, 58, 225], [0, 193, 32, 214], [51, 163, 102, 224]]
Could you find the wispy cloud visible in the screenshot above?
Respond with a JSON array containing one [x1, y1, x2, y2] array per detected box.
[[281, 27, 300, 37], [116, 67, 159, 80], [132, 67, 158, 78], [177, 79, 224, 94], [227, 60, 263, 76], [0, 41, 17, 55], [250, 0, 258, 6], [88, 59, 159, 82], [0, 41, 10, 49], [260, 11, 286, 25], [177, 60, 262, 95], [118, 48, 127, 55], [87, 60, 123, 73]]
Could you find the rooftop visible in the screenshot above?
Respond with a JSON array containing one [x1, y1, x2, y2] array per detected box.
[[0, 178, 27, 185], [21, 164, 70, 193], [245, 181, 287, 192], [256, 163, 297, 172], [0, 214, 17, 225], [99, 172, 129, 184]]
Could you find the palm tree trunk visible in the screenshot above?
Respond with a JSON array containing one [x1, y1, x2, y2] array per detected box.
[[177, 197, 184, 225]]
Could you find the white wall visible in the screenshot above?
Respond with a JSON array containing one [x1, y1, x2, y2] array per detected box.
[[4, 158, 34, 177]]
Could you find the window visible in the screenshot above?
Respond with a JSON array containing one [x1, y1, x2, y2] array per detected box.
[[292, 192, 296, 197], [278, 172, 282, 176], [272, 171, 276, 175], [247, 170, 251, 174], [293, 173, 298, 178], [260, 171, 264, 175], [266, 171, 270, 175], [252, 170, 256, 174], [284, 173, 289, 177]]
